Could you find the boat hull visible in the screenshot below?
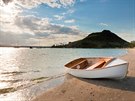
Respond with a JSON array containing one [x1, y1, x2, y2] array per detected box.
[[65, 58, 128, 79]]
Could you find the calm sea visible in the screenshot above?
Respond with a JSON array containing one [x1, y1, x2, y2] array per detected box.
[[0, 47, 127, 101]]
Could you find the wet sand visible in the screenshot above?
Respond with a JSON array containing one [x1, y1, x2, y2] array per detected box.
[[32, 49, 135, 101]]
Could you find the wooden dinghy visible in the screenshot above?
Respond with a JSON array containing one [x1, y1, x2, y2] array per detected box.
[[65, 57, 128, 79]]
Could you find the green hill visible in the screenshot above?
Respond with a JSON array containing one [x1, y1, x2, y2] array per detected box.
[[52, 30, 130, 48]]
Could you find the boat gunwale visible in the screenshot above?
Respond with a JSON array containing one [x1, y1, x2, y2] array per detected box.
[[65, 62, 128, 71], [64, 57, 113, 67]]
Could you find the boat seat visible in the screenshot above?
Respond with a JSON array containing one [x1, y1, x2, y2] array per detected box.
[[86, 60, 105, 70], [102, 58, 116, 68], [71, 59, 88, 69]]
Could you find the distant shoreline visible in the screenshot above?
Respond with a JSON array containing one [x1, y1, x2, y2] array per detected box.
[[0, 46, 51, 48], [0, 46, 135, 49]]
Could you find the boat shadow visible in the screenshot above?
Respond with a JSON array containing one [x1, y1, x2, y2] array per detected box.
[[80, 76, 135, 92], [65, 74, 135, 92]]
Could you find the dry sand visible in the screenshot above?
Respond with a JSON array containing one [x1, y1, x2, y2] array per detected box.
[[32, 49, 135, 101]]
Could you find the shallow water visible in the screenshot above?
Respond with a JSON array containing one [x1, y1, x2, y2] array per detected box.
[[0, 47, 127, 101]]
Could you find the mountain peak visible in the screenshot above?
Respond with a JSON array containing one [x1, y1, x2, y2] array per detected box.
[[102, 30, 112, 33], [52, 30, 130, 48]]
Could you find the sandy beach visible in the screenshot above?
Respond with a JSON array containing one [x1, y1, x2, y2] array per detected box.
[[32, 49, 135, 101]]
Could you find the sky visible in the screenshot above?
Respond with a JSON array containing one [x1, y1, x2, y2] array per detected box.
[[0, 0, 135, 46]]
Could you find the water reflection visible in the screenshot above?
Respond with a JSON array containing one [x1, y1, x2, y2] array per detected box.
[[0, 48, 29, 101], [0, 48, 65, 101], [0, 48, 19, 72]]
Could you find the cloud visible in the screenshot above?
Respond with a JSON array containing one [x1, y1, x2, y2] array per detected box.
[[62, 9, 75, 15], [59, 0, 75, 7], [14, 15, 79, 35], [0, 30, 36, 46], [14, 15, 80, 35], [64, 19, 75, 23], [15, 0, 61, 9], [53, 9, 75, 21], [80, 0, 87, 2], [0, 0, 83, 46], [50, 24, 80, 35], [69, 25, 78, 30], [46, 34, 83, 45], [0, 14, 83, 46], [117, 30, 135, 42], [99, 23, 110, 27], [1, 0, 76, 9], [54, 15, 64, 20], [2, 0, 13, 4]]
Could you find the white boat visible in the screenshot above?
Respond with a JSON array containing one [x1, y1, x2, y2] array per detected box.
[[65, 57, 128, 79]]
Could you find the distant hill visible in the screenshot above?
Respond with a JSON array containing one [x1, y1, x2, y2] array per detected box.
[[52, 30, 130, 48]]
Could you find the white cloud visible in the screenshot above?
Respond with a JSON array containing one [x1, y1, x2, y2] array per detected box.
[[1, 0, 76, 9], [14, 15, 78, 36], [64, 19, 75, 23], [117, 30, 135, 42], [54, 15, 64, 20], [0, 0, 83, 46], [0, 30, 36, 46], [2, 0, 13, 4], [69, 26, 78, 30], [53, 9, 75, 21], [59, 0, 75, 7], [62, 9, 75, 15], [15, 0, 61, 9], [0, 14, 83, 46], [99, 23, 110, 27], [38, 34, 83, 46], [80, 0, 87, 2]]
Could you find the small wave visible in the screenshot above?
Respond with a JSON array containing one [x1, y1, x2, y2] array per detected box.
[[0, 79, 22, 83], [31, 70, 40, 73], [0, 87, 17, 94], [35, 73, 65, 83], [30, 73, 65, 83], [31, 77, 49, 83], [1, 71, 26, 75], [0, 73, 65, 94], [0, 70, 40, 76]]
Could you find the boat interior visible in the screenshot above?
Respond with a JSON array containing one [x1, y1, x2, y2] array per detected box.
[[65, 57, 115, 70]]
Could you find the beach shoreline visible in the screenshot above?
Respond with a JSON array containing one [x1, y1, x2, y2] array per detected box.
[[32, 49, 135, 101]]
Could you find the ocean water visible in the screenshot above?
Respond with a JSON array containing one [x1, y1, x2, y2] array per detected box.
[[0, 47, 127, 101]]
